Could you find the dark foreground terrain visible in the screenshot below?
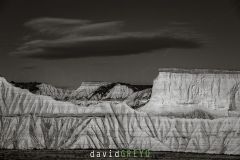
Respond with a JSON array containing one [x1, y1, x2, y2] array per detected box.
[[0, 149, 239, 160]]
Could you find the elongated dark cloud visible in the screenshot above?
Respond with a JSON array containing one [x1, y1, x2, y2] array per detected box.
[[24, 18, 123, 37], [10, 17, 202, 59]]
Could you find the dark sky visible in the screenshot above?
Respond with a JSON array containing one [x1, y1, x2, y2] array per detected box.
[[0, 0, 240, 88]]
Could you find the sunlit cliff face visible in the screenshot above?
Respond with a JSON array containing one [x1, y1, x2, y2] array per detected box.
[[141, 68, 240, 115]]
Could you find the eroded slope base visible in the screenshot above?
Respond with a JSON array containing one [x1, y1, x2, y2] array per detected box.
[[1, 107, 240, 155]]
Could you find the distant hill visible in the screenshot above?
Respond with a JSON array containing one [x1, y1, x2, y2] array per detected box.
[[10, 80, 152, 108]]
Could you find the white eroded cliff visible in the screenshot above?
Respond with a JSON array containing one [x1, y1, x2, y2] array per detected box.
[[36, 83, 72, 100], [69, 81, 110, 100], [141, 68, 240, 114], [1, 104, 240, 155], [125, 88, 151, 108], [1, 76, 240, 154], [0, 76, 141, 115], [103, 84, 135, 100], [0, 77, 117, 115]]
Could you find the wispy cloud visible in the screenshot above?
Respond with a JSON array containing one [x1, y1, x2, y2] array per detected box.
[[24, 18, 123, 37], [10, 17, 203, 59]]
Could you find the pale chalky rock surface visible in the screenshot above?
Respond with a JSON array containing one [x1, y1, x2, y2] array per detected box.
[[141, 68, 240, 114], [36, 83, 72, 100], [1, 76, 240, 155], [125, 88, 151, 108], [1, 105, 240, 155], [69, 81, 110, 100], [103, 84, 135, 100]]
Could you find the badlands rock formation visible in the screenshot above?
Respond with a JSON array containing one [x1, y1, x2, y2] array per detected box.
[[103, 83, 135, 100], [1, 107, 240, 155], [89, 83, 137, 101], [1, 72, 240, 155], [1, 77, 83, 115], [11, 80, 152, 108], [11, 81, 41, 93], [11, 81, 73, 101], [0, 77, 130, 115], [67, 82, 143, 106], [68, 82, 110, 100], [36, 83, 72, 101], [141, 68, 240, 115], [125, 88, 152, 109]]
